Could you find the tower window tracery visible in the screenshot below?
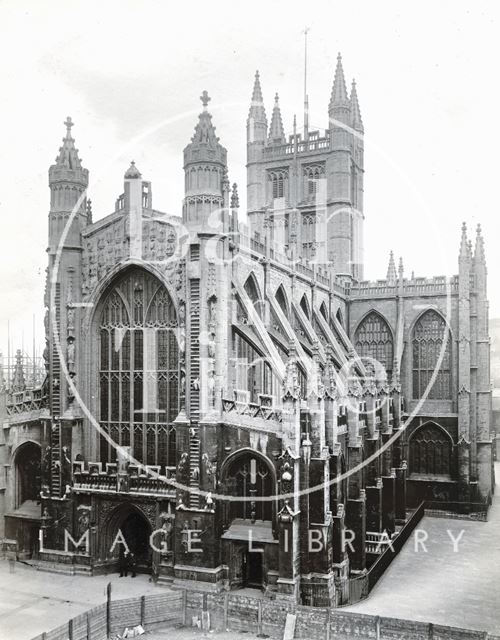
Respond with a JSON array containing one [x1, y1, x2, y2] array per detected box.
[[268, 169, 288, 201], [98, 269, 179, 468], [412, 310, 451, 400], [303, 164, 325, 200]]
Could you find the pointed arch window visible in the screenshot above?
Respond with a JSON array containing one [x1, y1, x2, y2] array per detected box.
[[354, 312, 393, 381], [409, 423, 452, 477], [231, 330, 273, 403], [268, 169, 288, 201], [303, 164, 325, 200], [99, 269, 179, 468], [412, 310, 451, 400], [223, 453, 274, 522], [301, 214, 316, 260]]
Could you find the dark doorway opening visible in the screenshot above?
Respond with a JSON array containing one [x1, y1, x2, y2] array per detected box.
[[15, 442, 41, 507], [243, 551, 263, 588], [120, 511, 152, 571]]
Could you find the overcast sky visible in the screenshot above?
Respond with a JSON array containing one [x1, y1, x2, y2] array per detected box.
[[0, 0, 499, 360]]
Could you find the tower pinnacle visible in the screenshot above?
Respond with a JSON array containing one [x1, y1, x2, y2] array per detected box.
[[350, 79, 363, 133], [54, 116, 84, 171], [268, 93, 285, 144], [12, 349, 26, 393], [386, 251, 397, 283], [329, 52, 349, 111], [231, 183, 239, 209], [459, 222, 469, 261], [248, 71, 267, 126], [474, 223, 486, 264]]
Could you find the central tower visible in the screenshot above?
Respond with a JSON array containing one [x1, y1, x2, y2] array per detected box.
[[245, 55, 365, 280]]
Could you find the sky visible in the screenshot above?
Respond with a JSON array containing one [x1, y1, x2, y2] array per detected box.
[[0, 0, 499, 361]]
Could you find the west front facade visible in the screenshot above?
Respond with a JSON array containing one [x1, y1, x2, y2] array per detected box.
[[0, 55, 494, 607]]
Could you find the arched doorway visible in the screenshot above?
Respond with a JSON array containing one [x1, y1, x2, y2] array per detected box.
[[6, 442, 42, 558], [223, 451, 274, 523], [103, 504, 153, 573], [220, 450, 277, 589], [121, 511, 151, 564], [15, 442, 41, 508]]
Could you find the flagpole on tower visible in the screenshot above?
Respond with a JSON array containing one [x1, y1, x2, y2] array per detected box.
[[303, 26, 310, 142]]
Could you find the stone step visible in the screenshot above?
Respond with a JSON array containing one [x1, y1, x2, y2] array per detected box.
[[33, 561, 92, 576]]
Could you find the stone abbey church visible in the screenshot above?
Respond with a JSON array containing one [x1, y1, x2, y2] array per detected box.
[[0, 55, 494, 606]]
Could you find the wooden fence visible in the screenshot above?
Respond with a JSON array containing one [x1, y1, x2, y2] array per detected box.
[[30, 590, 184, 640], [30, 586, 500, 640]]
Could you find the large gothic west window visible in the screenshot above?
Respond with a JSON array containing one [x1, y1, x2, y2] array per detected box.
[[354, 312, 393, 381], [412, 310, 451, 400], [409, 423, 452, 477], [99, 269, 179, 467]]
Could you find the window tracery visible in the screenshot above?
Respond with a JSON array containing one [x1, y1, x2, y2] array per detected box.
[[99, 269, 179, 468], [409, 423, 452, 476], [412, 310, 451, 399], [354, 312, 393, 381]]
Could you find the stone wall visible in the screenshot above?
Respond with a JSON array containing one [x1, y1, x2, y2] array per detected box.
[[185, 589, 495, 639]]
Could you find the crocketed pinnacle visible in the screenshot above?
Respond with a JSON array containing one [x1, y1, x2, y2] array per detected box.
[[459, 222, 469, 260], [268, 93, 285, 143], [398, 256, 404, 277], [190, 92, 220, 148], [12, 349, 25, 393], [350, 79, 364, 132], [474, 223, 486, 264], [329, 53, 349, 111], [54, 117, 83, 170], [386, 251, 397, 282], [231, 183, 239, 209], [248, 70, 267, 125]]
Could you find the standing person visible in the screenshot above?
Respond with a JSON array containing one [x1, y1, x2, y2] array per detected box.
[[128, 552, 137, 578], [121, 550, 130, 577], [119, 550, 125, 577]]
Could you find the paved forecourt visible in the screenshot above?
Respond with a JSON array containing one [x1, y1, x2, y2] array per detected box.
[[0, 561, 159, 640], [344, 462, 500, 635]]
